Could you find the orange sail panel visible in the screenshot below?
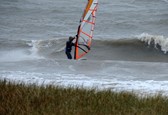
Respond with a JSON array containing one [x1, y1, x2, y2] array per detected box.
[[82, 0, 93, 18], [74, 0, 98, 60]]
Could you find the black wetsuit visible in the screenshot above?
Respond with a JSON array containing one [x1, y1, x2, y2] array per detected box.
[[65, 39, 74, 59]]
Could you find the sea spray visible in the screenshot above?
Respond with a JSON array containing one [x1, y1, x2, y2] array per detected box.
[[137, 33, 168, 54]]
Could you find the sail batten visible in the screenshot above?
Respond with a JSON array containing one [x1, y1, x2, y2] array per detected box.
[[74, 0, 98, 60]]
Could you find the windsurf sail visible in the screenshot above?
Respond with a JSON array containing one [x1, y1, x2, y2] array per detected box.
[[74, 0, 98, 60]]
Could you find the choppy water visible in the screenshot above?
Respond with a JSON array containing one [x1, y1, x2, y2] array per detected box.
[[0, 0, 168, 96]]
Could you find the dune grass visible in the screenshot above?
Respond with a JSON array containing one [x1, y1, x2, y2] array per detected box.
[[0, 80, 168, 115]]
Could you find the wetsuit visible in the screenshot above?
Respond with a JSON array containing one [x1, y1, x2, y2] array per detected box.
[[65, 39, 75, 59]]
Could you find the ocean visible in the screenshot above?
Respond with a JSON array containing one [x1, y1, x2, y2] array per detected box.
[[0, 0, 168, 96]]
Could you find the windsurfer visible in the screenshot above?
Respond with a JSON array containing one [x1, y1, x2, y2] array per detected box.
[[65, 36, 76, 59]]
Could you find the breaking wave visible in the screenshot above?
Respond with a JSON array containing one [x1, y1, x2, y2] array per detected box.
[[94, 33, 168, 54], [137, 33, 168, 54], [91, 33, 168, 62]]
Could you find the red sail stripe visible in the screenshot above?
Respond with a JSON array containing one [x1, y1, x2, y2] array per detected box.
[[80, 30, 92, 39], [82, 20, 95, 25]]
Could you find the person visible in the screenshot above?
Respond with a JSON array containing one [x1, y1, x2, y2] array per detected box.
[[65, 36, 76, 59]]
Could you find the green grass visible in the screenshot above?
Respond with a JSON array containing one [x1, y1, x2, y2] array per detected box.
[[0, 80, 168, 115]]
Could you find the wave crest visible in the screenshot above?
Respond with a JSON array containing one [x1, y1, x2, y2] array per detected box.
[[137, 33, 168, 53]]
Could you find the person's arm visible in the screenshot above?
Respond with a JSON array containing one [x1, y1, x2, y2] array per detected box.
[[76, 34, 78, 38], [72, 42, 75, 46]]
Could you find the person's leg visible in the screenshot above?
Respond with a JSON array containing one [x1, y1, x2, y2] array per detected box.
[[66, 52, 72, 59]]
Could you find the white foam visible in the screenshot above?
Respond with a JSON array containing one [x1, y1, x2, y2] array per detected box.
[[137, 33, 168, 53], [34, 38, 65, 53], [0, 50, 40, 62], [29, 40, 46, 59], [1, 71, 168, 97]]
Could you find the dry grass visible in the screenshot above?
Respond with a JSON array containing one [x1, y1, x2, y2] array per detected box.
[[0, 80, 168, 115]]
